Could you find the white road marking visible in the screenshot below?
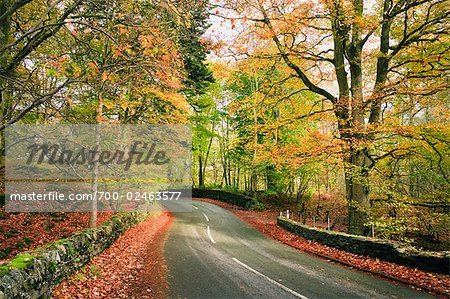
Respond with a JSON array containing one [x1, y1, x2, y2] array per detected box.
[[202, 212, 209, 222], [232, 258, 310, 299], [193, 205, 199, 210], [207, 226, 216, 244]]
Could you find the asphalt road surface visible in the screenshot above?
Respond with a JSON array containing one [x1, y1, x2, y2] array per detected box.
[[164, 201, 432, 299]]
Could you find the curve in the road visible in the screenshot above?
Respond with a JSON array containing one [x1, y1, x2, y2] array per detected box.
[[165, 201, 433, 299]]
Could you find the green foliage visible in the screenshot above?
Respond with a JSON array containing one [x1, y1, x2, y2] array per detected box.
[[203, 183, 222, 189], [0, 248, 12, 259], [4, 229, 19, 238], [0, 210, 8, 220], [48, 261, 57, 273], [45, 223, 55, 231], [246, 199, 265, 211], [89, 265, 102, 277], [175, 1, 214, 98], [223, 185, 239, 192], [23, 237, 33, 246]]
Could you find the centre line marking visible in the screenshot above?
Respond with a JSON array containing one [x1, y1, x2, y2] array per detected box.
[[202, 212, 209, 222], [207, 226, 216, 244], [232, 258, 309, 299]]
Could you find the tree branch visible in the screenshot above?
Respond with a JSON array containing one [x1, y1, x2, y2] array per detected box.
[[0, 79, 73, 131], [258, 4, 336, 104], [2, 0, 83, 75], [0, 0, 32, 22]]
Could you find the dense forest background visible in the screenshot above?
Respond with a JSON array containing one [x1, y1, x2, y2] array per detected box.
[[0, 0, 449, 251]]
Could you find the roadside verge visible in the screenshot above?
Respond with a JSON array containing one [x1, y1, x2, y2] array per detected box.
[[52, 212, 172, 299], [0, 212, 154, 299]]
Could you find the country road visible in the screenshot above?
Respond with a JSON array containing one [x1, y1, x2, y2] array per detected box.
[[164, 201, 432, 299]]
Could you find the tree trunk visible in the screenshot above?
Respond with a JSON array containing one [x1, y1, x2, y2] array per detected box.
[[266, 164, 276, 191], [198, 155, 204, 187], [344, 0, 371, 235], [346, 147, 370, 235], [89, 123, 100, 228], [227, 159, 231, 186], [0, 1, 12, 190], [251, 172, 258, 192], [89, 93, 103, 228], [200, 135, 213, 187]]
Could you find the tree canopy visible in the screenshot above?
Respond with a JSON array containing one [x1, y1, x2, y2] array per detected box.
[[0, 0, 449, 243]]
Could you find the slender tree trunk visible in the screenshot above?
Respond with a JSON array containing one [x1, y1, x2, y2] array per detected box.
[[244, 171, 249, 191], [251, 76, 259, 192], [0, 1, 12, 191], [251, 172, 257, 192], [223, 158, 227, 186], [198, 155, 204, 187], [200, 135, 213, 187], [89, 124, 100, 228], [89, 93, 103, 228], [266, 164, 276, 191], [227, 159, 231, 186]]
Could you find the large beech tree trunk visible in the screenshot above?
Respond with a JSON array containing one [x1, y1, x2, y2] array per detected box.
[[345, 147, 371, 235], [347, 2, 371, 235]]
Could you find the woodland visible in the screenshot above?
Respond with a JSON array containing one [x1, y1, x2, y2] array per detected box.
[[0, 0, 449, 255]]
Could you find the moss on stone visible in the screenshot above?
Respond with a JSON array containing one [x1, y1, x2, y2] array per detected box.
[[48, 261, 57, 273], [0, 253, 35, 276]]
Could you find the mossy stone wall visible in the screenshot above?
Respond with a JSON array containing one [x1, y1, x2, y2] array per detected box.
[[0, 212, 152, 299], [277, 217, 450, 274]]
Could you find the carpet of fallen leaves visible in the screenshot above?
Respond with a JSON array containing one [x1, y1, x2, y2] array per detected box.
[[0, 208, 112, 264], [52, 211, 172, 299], [195, 198, 450, 297]]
